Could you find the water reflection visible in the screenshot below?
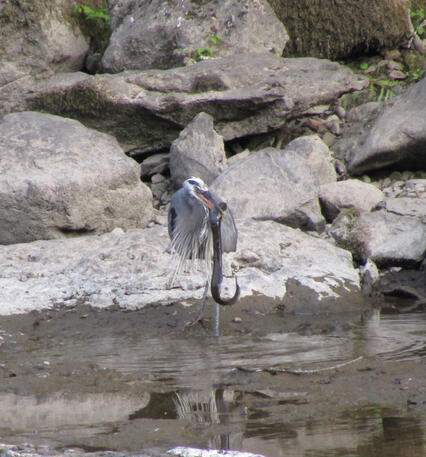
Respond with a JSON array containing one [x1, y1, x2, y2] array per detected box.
[[0, 310, 424, 456], [0, 385, 424, 456]]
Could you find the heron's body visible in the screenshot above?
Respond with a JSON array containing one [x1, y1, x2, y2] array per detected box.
[[168, 177, 237, 279], [167, 177, 238, 332]]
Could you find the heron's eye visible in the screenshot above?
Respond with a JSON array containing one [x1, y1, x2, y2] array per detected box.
[[187, 179, 200, 188]]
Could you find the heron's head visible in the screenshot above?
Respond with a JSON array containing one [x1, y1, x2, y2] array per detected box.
[[183, 176, 222, 213]]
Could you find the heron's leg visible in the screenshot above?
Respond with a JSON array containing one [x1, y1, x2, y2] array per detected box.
[[214, 301, 220, 337], [185, 280, 209, 328]]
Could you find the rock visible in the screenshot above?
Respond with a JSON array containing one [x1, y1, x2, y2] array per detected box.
[[285, 135, 337, 185], [270, 0, 412, 60], [319, 179, 383, 221], [28, 53, 368, 154], [323, 114, 341, 135], [330, 210, 426, 267], [359, 259, 380, 297], [0, 0, 90, 117], [0, 220, 362, 316], [210, 142, 325, 231], [0, 0, 89, 75], [102, 0, 288, 72], [169, 113, 227, 187], [0, 112, 153, 245], [383, 179, 426, 224], [140, 153, 169, 179], [337, 78, 426, 175]]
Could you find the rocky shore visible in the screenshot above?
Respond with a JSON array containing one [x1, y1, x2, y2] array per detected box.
[[0, 0, 425, 318]]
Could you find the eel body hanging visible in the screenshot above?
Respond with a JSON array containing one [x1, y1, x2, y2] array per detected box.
[[209, 203, 240, 306]]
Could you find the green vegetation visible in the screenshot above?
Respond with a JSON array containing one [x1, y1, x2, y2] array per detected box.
[[73, 2, 111, 55], [368, 79, 399, 102], [190, 47, 215, 60], [410, 8, 425, 38], [73, 4, 110, 25], [185, 35, 225, 62]]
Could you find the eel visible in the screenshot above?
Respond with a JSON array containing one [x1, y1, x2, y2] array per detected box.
[[209, 202, 240, 306]]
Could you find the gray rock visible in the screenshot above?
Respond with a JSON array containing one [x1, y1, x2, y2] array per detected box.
[[211, 141, 325, 231], [284, 135, 337, 185], [102, 0, 288, 72], [330, 210, 426, 267], [0, 0, 89, 117], [29, 53, 368, 154], [0, 220, 362, 316], [0, 112, 153, 245], [169, 113, 227, 187], [359, 259, 380, 297], [319, 179, 383, 221], [383, 179, 426, 224], [335, 78, 426, 175], [140, 153, 169, 179], [0, 1, 88, 75]]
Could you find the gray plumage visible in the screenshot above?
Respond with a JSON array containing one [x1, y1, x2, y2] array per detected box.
[[167, 176, 237, 283]]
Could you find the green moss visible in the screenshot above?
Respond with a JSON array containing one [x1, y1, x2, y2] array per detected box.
[[269, 0, 410, 59]]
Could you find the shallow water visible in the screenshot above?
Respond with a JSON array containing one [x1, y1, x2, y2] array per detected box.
[[0, 309, 424, 457]]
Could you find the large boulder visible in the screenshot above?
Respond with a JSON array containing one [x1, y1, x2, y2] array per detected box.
[[0, 112, 153, 245], [333, 78, 426, 175], [319, 179, 384, 221], [0, 0, 92, 117], [210, 136, 334, 231], [28, 53, 368, 154], [270, 0, 412, 60], [330, 209, 426, 267], [169, 112, 227, 187], [102, 0, 288, 72], [0, 220, 362, 316]]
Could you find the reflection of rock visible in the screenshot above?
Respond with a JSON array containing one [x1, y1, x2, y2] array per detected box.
[[0, 391, 149, 430]]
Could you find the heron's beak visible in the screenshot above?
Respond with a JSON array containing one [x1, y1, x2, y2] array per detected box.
[[196, 189, 224, 214]]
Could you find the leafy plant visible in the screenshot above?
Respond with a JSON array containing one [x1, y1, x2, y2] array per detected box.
[[189, 47, 215, 60], [410, 8, 425, 38], [73, 4, 110, 25], [209, 35, 224, 45]]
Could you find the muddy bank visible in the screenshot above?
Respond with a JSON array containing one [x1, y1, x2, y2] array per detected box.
[[0, 301, 424, 457]]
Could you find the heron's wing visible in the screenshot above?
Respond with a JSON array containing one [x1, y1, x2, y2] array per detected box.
[[221, 206, 238, 252], [168, 188, 209, 259]]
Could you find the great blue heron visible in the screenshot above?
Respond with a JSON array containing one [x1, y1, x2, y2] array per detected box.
[[167, 176, 238, 331]]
